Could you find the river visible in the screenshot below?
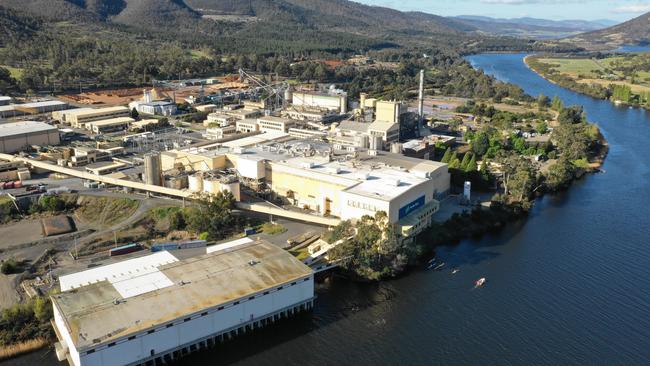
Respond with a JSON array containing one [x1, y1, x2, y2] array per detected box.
[[13, 53, 650, 365]]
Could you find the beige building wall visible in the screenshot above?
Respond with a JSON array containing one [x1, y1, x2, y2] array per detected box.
[[375, 101, 406, 124], [267, 165, 348, 216], [160, 151, 227, 172]]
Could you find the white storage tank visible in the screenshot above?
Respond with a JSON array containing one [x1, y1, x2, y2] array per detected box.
[[188, 173, 204, 192], [390, 142, 403, 154], [203, 178, 219, 194], [220, 180, 241, 201]]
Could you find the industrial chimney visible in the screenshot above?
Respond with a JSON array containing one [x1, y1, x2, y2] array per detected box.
[[418, 69, 424, 134]]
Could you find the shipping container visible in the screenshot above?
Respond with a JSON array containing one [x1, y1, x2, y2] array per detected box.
[[109, 243, 142, 256]]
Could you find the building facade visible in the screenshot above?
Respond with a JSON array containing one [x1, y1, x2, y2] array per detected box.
[[52, 242, 314, 366]]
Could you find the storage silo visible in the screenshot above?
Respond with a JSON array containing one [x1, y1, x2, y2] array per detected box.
[[188, 173, 204, 192], [390, 142, 403, 154], [143, 152, 163, 186]]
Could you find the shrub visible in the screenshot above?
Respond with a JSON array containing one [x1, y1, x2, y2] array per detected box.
[[1, 259, 21, 275]]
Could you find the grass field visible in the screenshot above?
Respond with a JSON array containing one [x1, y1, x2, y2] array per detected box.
[[0, 65, 23, 79], [537, 56, 650, 89]]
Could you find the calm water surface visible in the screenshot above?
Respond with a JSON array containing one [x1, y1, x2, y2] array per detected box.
[[16, 53, 650, 365]]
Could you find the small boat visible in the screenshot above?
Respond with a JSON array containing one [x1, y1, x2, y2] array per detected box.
[[433, 262, 445, 271], [475, 277, 486, 287], [451, 268, 459, 274]]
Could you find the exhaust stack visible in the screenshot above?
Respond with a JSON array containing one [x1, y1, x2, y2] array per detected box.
[[418, 69, 425, 135]]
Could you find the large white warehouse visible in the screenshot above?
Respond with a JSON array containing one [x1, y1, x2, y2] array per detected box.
[[52, 241, 314, 366], [0, 121, 60, 153]]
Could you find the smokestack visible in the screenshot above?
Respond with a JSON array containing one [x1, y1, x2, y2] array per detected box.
[[418, 69, 424, 133]]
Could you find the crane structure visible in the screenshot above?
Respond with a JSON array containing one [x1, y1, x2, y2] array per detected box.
[[238, 69, 290, 112]]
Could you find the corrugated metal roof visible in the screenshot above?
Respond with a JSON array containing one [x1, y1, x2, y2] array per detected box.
[[0, 121, 57, 138], [52, 241, 312, 350], [206, 237, 252, 253], [59, 251, 178, 291]]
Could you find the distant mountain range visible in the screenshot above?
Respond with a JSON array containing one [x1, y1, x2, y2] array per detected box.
[[452, 15, 618, 40], [568, 12, 650, 49]]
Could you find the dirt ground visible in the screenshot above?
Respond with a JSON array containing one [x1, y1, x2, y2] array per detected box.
[[0, 220, 44, 249], [0, 274, 21, 310]]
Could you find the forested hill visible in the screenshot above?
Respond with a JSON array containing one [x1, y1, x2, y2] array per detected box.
[[0, 0, 490, 52], [570, 12, 650, 49]]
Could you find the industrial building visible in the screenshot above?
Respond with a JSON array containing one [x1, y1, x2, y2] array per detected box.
[[257, 116, 296, 133], [0, 96, 12, 106], [85, 117, 134, 134], [14, 100, 69, 114], [292, 91, 347, 114], [132, 101, 177, 116], [160, 138, 449, 237], [235, 119, 258, 133], [128, 89, 177, 117], [203, 125, 236, 140], [0, 105, 24, 118], [52, 241, 314, 366], [0, 121, 60, 153], [61, 107, 131, 128]]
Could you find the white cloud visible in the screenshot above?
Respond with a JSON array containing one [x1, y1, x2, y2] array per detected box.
[[613, 3, 650, 13]]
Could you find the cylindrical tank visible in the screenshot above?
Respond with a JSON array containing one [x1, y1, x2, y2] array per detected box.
[[340, 94, 347, 114], [202, 178, 219, 194], [220, 181, 241, 201], [390, 142, 403, 154], [143, 152, 162, 186], [284, 86, 293, 107], [188, 174, 203, 192], [360, 93, 367, 109]]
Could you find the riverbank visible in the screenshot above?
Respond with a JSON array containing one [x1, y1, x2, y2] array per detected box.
[[524, 55, 650, 111]]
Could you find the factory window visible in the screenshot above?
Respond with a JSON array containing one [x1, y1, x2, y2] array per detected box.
[[234, 301, 240, 305], [148, 330, 155, 334], [86, 349, 95, 355], [304, 278, 310, 282], [278, 286, 283, 290], [184, 317, 191, 322], [201, 312, 208, 317], [291, 282, 297, 286], [108, 342, 116, 347], [263, 291, 269, 295], [249, 296, 255, 300], [218, 306, 224, 311], [128, 336, 136, 340], [166, 324, 173, 328]]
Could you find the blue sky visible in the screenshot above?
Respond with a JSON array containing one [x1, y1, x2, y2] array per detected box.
[[356, 0, 650, 21]]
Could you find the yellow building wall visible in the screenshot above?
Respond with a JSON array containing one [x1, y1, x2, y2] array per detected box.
[[160, 151, 226, 172], [375, 101, 401, 123], [267, 167, 348, 216]]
